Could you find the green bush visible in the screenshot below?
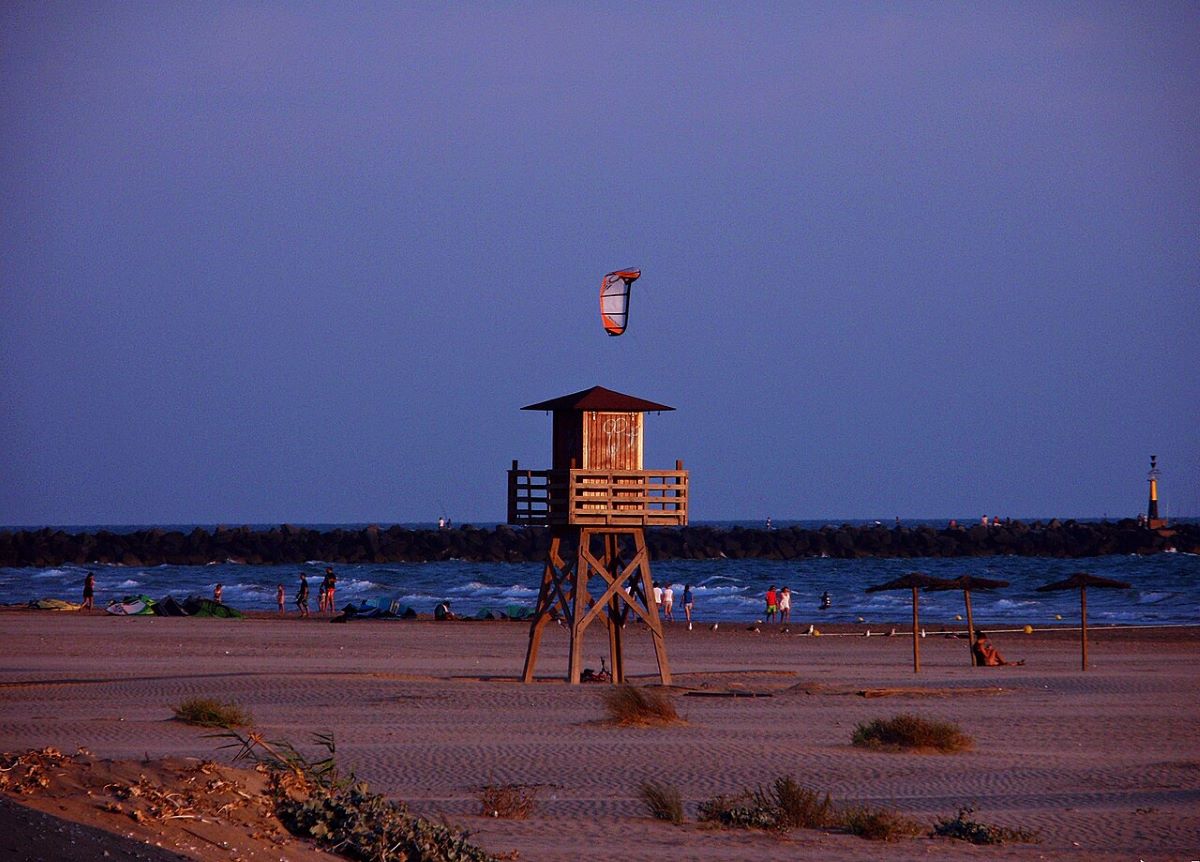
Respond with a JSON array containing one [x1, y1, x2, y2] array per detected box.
[[933, 807, 1040, 845], [638, 781, 684, 824], [851, 714, 972, 753], [171, 697, 251, 728], [215, 731, 494, 862], [279, 781, 493, 862], [698, 776, 832, 831], [697, 792, 778, 830]]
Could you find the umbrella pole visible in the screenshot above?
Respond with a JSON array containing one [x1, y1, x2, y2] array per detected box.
[[964, 590, 976, 666], [912, 586, 920, 674], [1080, 586, 1088, 671]]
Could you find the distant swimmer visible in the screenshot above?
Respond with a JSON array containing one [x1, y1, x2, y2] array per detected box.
[[819, 591, 831, 610]]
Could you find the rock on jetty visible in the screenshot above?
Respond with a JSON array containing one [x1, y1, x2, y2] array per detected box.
[[0, 520, 1195, 568]]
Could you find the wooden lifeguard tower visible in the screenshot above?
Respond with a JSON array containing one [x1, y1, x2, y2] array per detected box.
[[508, 386, 688, 684]]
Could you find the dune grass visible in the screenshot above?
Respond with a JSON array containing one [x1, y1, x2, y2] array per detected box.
[[638, 781, 684, 824], [171, 697, 251, 728], [602, 685, 682, 727], [839, 805, 925, 840], [697, 776, 833, 831], [851, 713, 973, 753]]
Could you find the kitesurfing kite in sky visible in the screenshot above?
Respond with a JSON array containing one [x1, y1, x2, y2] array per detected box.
[[599, 268, 641, 336]]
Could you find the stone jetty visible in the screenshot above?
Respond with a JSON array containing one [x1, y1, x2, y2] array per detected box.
[[0, 520, 1195, 567]]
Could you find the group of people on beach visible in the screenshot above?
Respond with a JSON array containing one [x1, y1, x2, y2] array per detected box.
[[276, 567, 337, 618], [763, 585, 794, 623], [650, 582, 695, 627]]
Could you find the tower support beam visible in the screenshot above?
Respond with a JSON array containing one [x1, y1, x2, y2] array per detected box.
[[521, 526, 670, 685]]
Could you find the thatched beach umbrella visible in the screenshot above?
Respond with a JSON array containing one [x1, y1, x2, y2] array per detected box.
[[1035, 572, 1131, 670], [865, 573, 957, 673], [926, 575, 1010, 666]]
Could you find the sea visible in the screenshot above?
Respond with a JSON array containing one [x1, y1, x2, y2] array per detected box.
[[3, 520, 1197, 627]]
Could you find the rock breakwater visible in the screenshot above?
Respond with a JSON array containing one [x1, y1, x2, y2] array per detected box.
[[1, 520, 1194, 568]]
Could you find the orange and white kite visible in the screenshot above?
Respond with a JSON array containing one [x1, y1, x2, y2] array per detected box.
[[599, 268, 641, 336]]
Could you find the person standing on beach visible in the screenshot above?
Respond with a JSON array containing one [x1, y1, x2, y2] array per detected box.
[[213, 583, 223, 604], [662, 583, 674, 622], [652, 582, 663, 616], [276, 583, 285, 615], [317, 571, 328, 612], [682, 584, 694, 628], [324, 567, 337, 613], [81, 573, 95, 611], [296, 575, 310, 618], [778, 587, 791, 624], [765, 586, 778, 623]]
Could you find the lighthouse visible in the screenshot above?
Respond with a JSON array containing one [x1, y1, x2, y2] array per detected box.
[[1147, 455, 1167, 529]]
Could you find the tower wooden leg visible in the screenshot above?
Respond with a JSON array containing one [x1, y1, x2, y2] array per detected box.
[[522, 533, 566, 683], [633, 530, 671, 685], [608, 599, 624, 683], [567, 533, 591, 684]]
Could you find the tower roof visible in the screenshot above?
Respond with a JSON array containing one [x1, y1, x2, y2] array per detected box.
[[521, 385, 674, 413]]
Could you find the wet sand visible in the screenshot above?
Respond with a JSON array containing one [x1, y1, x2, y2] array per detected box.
[[1, 610, 1198, 861]]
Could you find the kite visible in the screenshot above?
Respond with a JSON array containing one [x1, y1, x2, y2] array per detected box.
[[599, 268, 641, 336]]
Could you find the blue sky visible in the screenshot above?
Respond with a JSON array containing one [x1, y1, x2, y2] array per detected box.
[[2, 2, 1197, 525]]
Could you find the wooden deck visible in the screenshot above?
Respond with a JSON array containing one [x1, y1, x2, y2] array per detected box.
[[507, 465, 688, 527]]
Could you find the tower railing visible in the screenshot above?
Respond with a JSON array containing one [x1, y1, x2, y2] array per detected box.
[[507, 463, 688, 527]]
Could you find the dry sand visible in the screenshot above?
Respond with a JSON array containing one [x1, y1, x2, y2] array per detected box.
[[1, 610, 1198, 861]]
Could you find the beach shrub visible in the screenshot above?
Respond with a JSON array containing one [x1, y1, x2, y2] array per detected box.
[[697, 776, 831, 831], [479, 782, 537, 819], [214, 731, 494, 862], [602, 685, 681, 726], [172, 697, 251, 728], [697, 792, 778, 830], [770, 776, 833, 829], [638, 781, 684, 824], [933, 807, 1040, 845], [851, 714, 972, 753], [838, 806, 924, 841]]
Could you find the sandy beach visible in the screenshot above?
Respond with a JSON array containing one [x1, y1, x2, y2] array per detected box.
[[1, 610, 1198, 861]]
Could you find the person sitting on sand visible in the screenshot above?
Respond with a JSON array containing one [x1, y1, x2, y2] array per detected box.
[[82, 573, 95, 611], [973, 630, 1024, 666], [434, 600, 457, 621]]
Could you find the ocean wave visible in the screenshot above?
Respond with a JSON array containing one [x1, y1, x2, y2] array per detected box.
[[499, 585, 537, 597], [117, 579, 140, 588], [338, 578, 380, 591]]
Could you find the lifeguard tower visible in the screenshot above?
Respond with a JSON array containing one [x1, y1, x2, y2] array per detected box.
[[508, 386, 688, 684]]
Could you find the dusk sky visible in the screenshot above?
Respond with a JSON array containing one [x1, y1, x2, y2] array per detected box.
[[3, 3, 1197, 526]]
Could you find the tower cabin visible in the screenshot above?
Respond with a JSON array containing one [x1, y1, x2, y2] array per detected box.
[[508, 385, 687, 684], [508, 385, 688, 527]]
